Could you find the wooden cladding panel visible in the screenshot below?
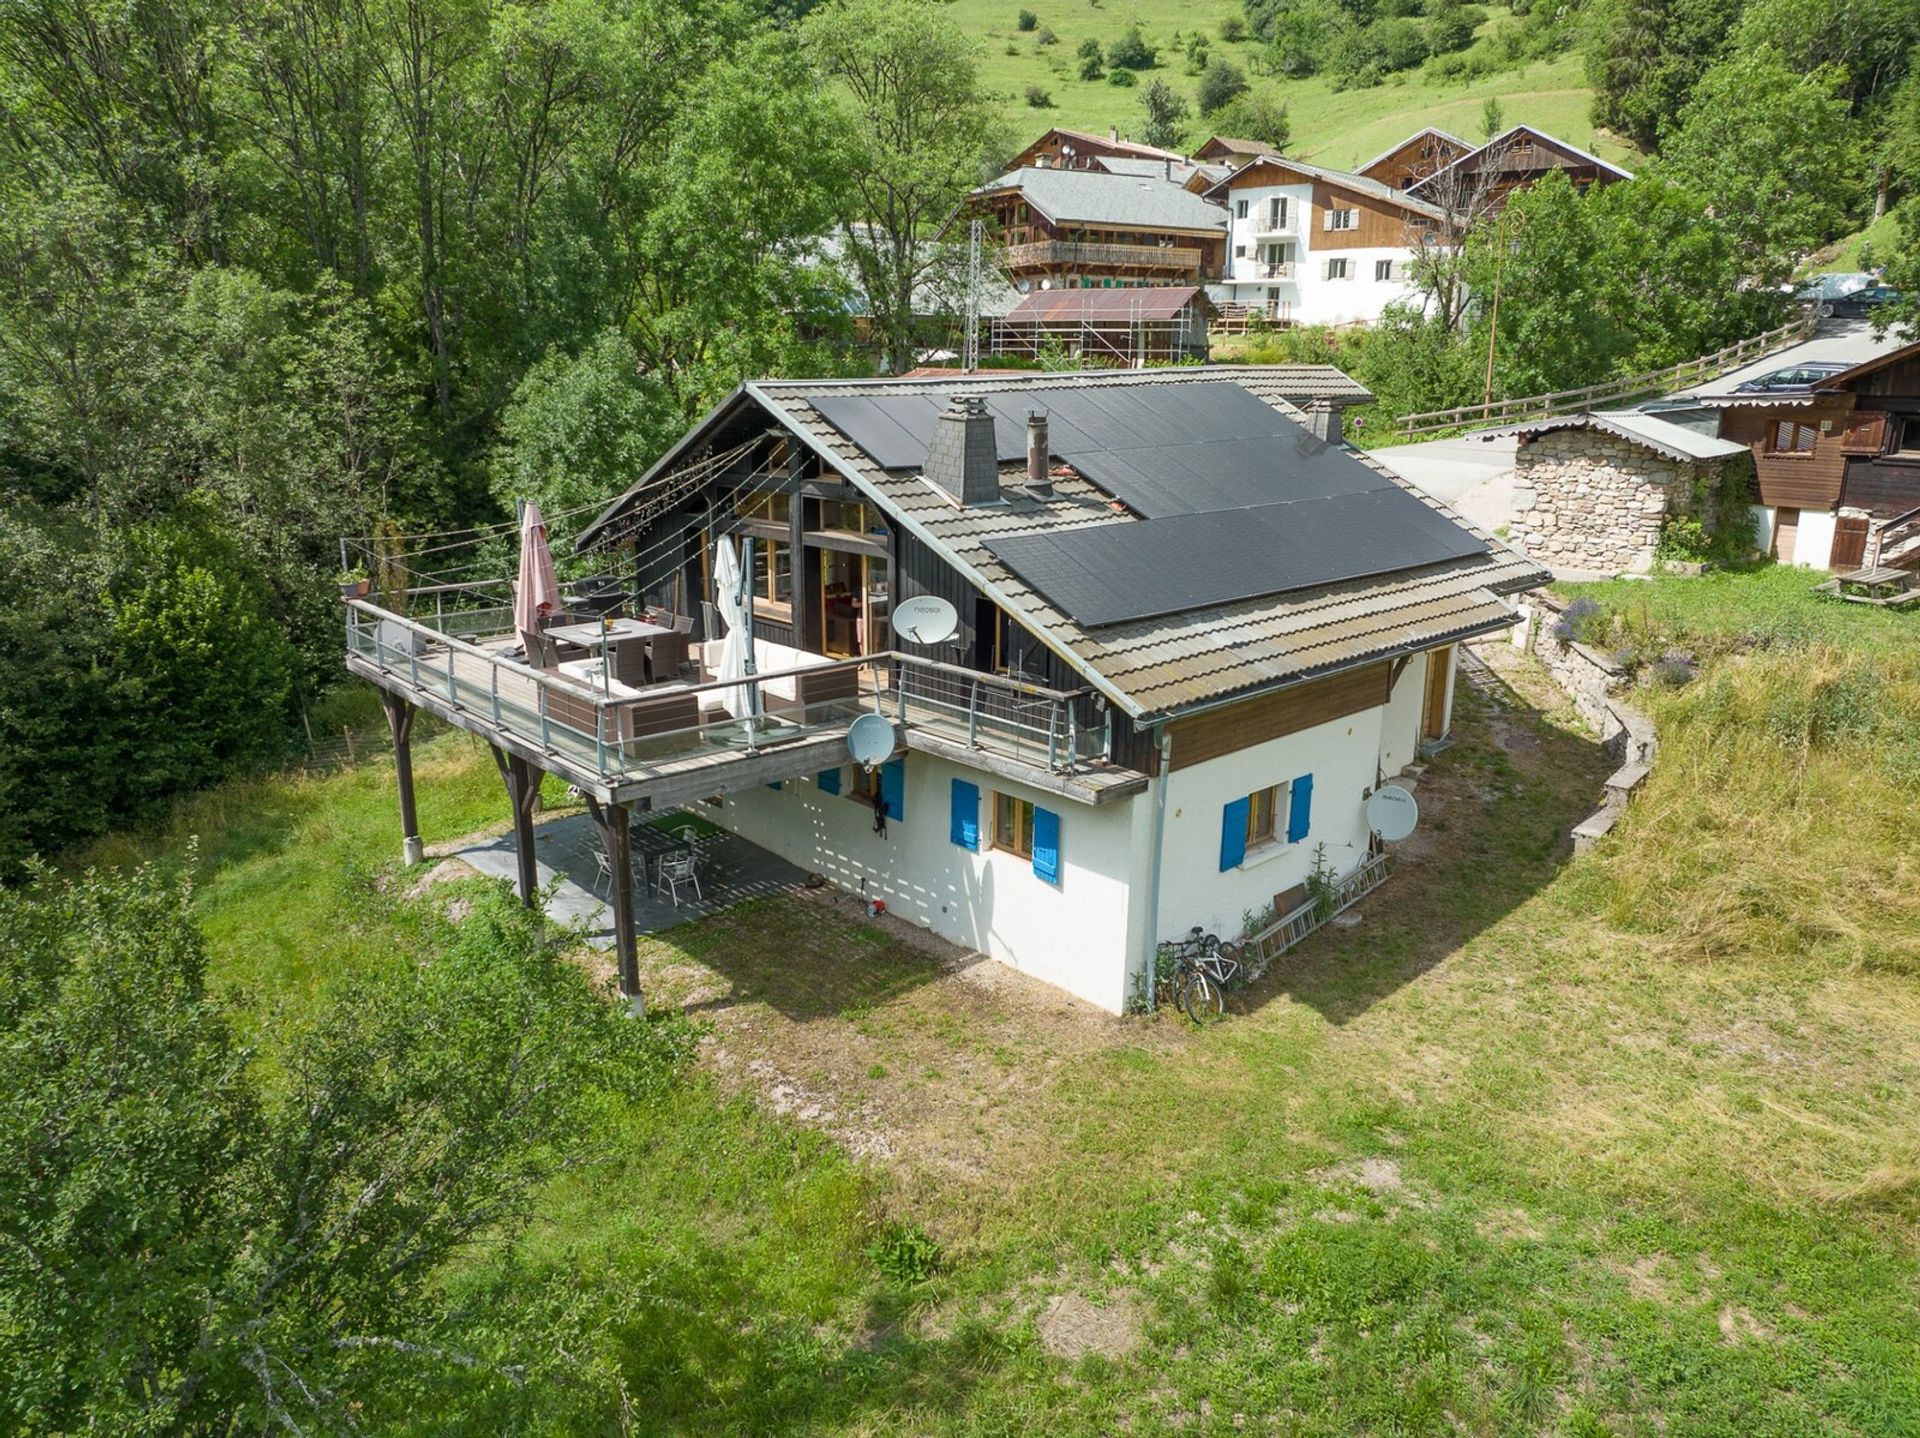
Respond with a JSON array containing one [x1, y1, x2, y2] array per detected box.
[[1719, 402, 1852, 510], [1841, 458, 1920, 518], [1309, 183, 1428, 251], [1167, 661, 1390, 771], [1841, 411, 1888, 455]]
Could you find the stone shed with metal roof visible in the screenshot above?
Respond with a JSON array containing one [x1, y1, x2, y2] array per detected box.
[[1482, 410, 1753, 575]]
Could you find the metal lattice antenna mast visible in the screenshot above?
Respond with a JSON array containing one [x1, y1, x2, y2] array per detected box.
[[963, 218, 983, 373]]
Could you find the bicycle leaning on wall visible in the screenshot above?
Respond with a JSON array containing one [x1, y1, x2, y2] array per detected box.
[[1158, 926, 1243, 1025]]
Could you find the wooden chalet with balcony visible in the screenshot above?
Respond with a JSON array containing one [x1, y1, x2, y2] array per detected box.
[[345, 369, 1543, 1015], [970, 165, 1228, 292]]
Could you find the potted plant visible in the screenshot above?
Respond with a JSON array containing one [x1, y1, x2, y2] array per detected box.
[[337, 564, 370, 600]]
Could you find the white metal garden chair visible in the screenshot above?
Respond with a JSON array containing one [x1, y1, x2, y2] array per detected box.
[[655, 850, 702, 907]]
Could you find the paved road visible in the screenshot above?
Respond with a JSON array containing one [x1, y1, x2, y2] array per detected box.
[[1369, 434, 1518, 535]]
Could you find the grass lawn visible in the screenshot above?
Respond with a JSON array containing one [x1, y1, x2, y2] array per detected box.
[[961, 1, 1638, 170], [79, 569, 1920, 1433]]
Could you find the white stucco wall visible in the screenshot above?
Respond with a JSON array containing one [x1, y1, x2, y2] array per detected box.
[[711, 749, 1147, 1014], [1151, 680, 1424, 945], [1788, 508, 1837, 569], [1221, 179, 1421, 325], [1748, 504, 1777, 557]]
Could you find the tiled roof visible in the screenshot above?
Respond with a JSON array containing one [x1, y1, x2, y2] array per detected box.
[[976, 167, 1228, 235], [747, 369, 1542, 719]]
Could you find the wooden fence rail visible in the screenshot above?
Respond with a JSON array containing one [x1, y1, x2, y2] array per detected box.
[[1395, 312, 1819, 438]]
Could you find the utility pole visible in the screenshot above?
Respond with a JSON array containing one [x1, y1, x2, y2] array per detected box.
[[1481, 208, 1513, 419]]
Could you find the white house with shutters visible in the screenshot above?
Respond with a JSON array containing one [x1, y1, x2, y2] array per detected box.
[[1202, 153, 1446, 326], [563, 368, 1544, 1014]]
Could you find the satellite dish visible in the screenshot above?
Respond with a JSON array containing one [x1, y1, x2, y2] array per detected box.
[[890, 595, 959, 646], [846, 713, 898, 771], [1364, 784, 1419, 843]]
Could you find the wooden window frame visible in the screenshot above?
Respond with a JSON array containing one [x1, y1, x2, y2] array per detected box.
[[993, 791, 1035, 859], [1245, 784, 1285, 851], [1765, 418, 1820, 457], [849, 764, 880, 804]]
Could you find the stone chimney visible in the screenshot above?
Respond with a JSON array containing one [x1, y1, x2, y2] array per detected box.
[[1025, 410, 1053, 498], [925, 396, 1001, 506]]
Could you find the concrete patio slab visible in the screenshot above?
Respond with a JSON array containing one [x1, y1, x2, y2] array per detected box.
[[455, 808, 812, 944]]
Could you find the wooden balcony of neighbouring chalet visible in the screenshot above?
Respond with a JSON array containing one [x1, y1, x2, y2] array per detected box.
[[1005, 238, 1206, 274], [343, 592, 1143, 811]]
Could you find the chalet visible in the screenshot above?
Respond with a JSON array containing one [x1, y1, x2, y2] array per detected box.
[[1666, 325, 1920, 570], [1201, 154, 1446, 325], [1355, 127, 1473, 192], [1193, 135, 1283, 168], [971, 166, 1229, 291], [342, 369, 1543, 1015], [986, 285, 1214, 366], [1009, 127, 1186, 173], [1406, 125, 1633, 213]]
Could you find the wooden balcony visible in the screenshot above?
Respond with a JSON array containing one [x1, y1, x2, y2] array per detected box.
[[1006, 239, 1205, 273]]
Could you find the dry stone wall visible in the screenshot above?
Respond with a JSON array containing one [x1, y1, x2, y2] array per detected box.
[[1511, 429, 1697, 575]]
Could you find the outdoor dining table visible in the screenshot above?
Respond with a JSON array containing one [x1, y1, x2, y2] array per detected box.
[[546, 617, 674, 690], [629, 821, 696, 896]]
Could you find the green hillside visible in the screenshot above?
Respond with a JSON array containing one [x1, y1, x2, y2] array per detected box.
[[961, 0, 1640, 170]]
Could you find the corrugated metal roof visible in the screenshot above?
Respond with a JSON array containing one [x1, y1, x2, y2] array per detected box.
[[1003, 286, 1205, 323], [748, 369, 1543, 719], [977, 167, 1228, 235], [1477, 409, 1747, 463]]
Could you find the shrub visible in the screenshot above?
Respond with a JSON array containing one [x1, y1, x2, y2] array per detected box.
[[1210, 89, 1291, 149], [868, 1220, 943, 1283], [1551, 595, 1604, 645], [1370, 17, 1431, 70], [1428, 5, 1478, 54], [1196, 57, 1250, 114], [1185, 33, 1210, 73], [1016, 8, 1037, 30], [1108, 24, 1156, 69], [1220, 14, 1247, 41], [1108, 65, 1137, 86], [1025, 83, 1053, 107], [1077, 35, 1103, 77], [1036, 25, 1057, 43]]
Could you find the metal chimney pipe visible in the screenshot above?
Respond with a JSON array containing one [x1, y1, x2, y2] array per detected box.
[[1025, 410, 1053, 498]]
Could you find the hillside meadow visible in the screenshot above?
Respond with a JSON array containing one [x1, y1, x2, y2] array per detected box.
[[67, 567, 1920, 1433], [959, 1, 1639, 169]]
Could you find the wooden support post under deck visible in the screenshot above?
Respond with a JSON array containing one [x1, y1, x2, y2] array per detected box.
[[583, 795, 644, 1014], [380, 692, 425, 865], [489, 744, 543, 907]]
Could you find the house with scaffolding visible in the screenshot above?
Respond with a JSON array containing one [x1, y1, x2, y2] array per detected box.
[[344, 368, 1544, 1014]]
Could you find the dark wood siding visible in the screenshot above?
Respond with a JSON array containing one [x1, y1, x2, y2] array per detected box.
[[1842, 458, 1920, 518], [1719, 399, 1853, 509], [1167, 661, 1391, 771]]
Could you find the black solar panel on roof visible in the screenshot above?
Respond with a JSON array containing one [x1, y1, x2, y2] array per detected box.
[[984, 489, 1487, 627], [812, 381, 1389, 519]]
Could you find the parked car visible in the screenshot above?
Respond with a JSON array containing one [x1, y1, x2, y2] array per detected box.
[[1794, 272, 1875, 303], [1820, 285, 1902, 319], [1732, 361, 1851, 394]]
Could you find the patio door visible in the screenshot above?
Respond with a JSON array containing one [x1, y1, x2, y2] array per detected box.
[[819, 550, 891, 658]]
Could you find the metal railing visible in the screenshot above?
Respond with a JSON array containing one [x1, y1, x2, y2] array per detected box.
[[1395, 312, 1821, 437], [1253, 262, 1295, 280], [1250, 213, 1294, 236], [344, 599, 1107, 782], [1239, 852, 1392, 971]]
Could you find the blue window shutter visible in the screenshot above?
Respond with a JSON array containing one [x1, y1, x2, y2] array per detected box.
[[880, 758, 905, 822], [950, 779, 980, 849], [1219, 797, 1249, 871], [1288, 774, 1314, 843], [817, 766, 841, 795], [1031, 806, 1060, 885]]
